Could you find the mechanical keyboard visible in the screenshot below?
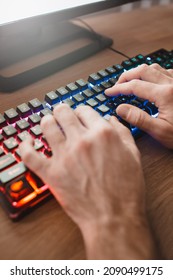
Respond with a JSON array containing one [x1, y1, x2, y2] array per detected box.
[[0, 48, 173, 220]]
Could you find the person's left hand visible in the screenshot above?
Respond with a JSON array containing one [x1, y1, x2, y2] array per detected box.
[[19, 104, 156, 259]]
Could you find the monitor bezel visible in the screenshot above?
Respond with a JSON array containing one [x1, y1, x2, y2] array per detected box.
[[0, 0, 138, 35]]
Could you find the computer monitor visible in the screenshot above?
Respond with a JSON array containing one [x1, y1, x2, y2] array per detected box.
[[0, 0, 139, 91]]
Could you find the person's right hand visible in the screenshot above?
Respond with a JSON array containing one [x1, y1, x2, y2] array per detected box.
[[105, 64, 173, 149]]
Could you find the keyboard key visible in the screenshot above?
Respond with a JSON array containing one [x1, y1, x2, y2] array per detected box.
[[40, 108, 52, 117], [66, 82, 78, 93], [0, 113, 7, 128], [73, 93, 85, 103], [30, 124, 42, 137], [6, 176, 34, 202], [3, 137, 18, 152], [122, 60, 133, 70], [95, 94, 107, 103], [105, 66, 117, 75], [28, 98, 43, 113], [0, 134, 4, 143], [17, 131, 31, 142], [45, 91, 60, 105], [113, 64, 124, 73], [56, 87, 69, 99], [16, 119, 30, 131], [16, 103, 32, 118], [4, 108, 20, 124], [34, 139, 44, 151], [92, 85, 103, 94], [0, 147, 5, 157], [28, 114, 41, 125], [88, 73, 102, 85], [100, 81, 112, 90], [86, 98, 98, 108], [82, 89, 94, 98], [0, 153, 16, 171], [97, 104, 110, 114], [0, 162, 27, 184], [97, 69, 109, 79], [75, 79, 88, 90], [2, 125, 17, 138]]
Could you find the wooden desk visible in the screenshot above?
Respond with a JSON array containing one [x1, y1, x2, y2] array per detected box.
[[0, 4, 173, 260]]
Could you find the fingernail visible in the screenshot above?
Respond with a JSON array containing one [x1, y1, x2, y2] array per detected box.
[[117, 106, 129, 119]]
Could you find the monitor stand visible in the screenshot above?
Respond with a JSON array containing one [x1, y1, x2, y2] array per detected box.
[[0, 21, 113, 92]]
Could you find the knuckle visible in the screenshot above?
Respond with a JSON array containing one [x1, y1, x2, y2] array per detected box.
[[149, 63, 160, 70], [96, 125, 114, 140], [138, 63, 148, 73]]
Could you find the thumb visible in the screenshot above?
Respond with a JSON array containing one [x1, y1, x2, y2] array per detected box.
[[116, 104, 158, 134]]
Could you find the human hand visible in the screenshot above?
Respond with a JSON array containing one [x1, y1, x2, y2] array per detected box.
[[105, 64, 173, 149], [19, 104, 155, 259]]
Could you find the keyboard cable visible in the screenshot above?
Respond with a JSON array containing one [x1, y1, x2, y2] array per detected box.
[[74, 18, 130, 59]]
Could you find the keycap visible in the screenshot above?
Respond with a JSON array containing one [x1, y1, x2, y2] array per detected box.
[[6, 176, 34, 202], [17, 131, 31, 142], [122, 60, 133, 70], [30, 124, 42, 137], [0, 153, 16, 171], [0, 113, 7, 128], [92, 85, 103, 94], [75, 79, 88, 90], [56, 87, 69, 99], [97, 70, 109, 79], [40, 108, 52, 117], [4, 108, 20, 124], [16, 119, 30, 131], [2, 125, 17, 138], [28, 114, 41, 125], [28, 98, 43, 113], [0, 147, 5, 157], [86, 98, 98, 108], [113, 64, 124, 73], [0, 162, 27, 184], [82, 89, 94, 98], [0, 134, 4, 143], [97, 104, 110, 114], [100, 81, 112, 90], [105, 66, 117, 75], [95, 94, 107, 103], [3, 137, 18, 151], [16, 103, 32, 118], [73, 93, 85, 103], [66, 83, 78, 93], [45, 91, 60, 105], [34, 139, 44, 151], [88, 73, 102, 85]]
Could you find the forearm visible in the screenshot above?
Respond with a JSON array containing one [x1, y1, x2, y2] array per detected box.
[[81, 217, 157, 260]]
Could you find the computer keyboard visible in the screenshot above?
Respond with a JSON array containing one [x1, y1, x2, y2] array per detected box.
[[0, 48, 173, 220]]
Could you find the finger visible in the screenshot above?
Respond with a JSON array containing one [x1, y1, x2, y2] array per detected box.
[[40, 114, 65, 153], [109, 115, 135, 144], [53, 104, 85, 139], [19, 138, 49, 180], [116, 63, 173, 85], [105, 79, 159, 103], [116, 103, 159, 135], [167, 69, 173, 78], [75, 105, 107, 129]]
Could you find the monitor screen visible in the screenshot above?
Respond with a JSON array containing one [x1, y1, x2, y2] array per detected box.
[[0, 0, 138, 31]]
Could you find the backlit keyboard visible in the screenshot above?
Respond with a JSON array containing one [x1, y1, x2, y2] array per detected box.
[[0, 48, 173, 220]]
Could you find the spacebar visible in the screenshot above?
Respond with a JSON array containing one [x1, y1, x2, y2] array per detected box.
[[0, 162, 27, 184]]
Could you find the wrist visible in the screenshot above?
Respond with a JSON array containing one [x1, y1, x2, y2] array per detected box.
[[80, 214, 156, 260]]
